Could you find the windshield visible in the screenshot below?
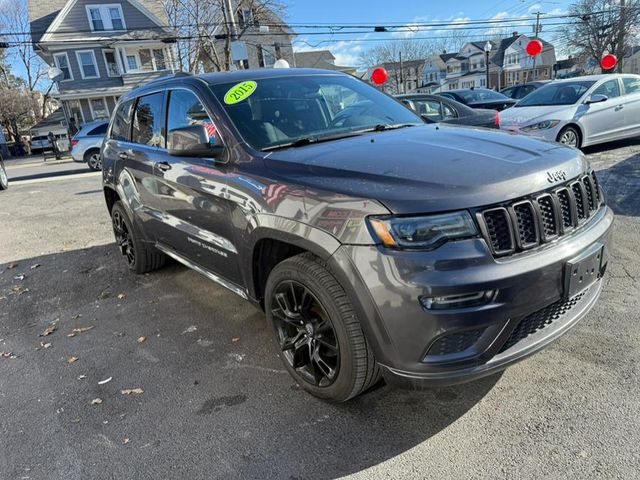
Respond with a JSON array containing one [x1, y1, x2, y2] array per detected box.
[[516, 81, 595, 106], [209, 75, 423, 151], [458, 90, 509, 103]]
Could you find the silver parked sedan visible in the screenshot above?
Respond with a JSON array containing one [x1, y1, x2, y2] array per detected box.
[[70, 121, 109, 171], [500, 74, 640, 148]]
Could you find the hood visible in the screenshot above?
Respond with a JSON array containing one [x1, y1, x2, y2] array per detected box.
[[500, 105, 576, 126], [263, 125, 588, 214]]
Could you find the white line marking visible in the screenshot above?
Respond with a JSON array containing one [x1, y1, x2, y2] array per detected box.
[[10, 171, 101, 186]]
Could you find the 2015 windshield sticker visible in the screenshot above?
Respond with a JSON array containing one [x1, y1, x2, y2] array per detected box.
[[224, 81, 257, 104]]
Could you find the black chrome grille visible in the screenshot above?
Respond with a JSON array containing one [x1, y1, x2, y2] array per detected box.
[[499, 289, 588, 352], [537, 194, 558, 239], [426, 328, 485, 357], [478, 171, 603, 257]]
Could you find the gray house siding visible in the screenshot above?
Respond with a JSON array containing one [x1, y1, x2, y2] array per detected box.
[[106, 96, 117, 112], [56, 47, 123, 92], [57, 0, 159, 35]]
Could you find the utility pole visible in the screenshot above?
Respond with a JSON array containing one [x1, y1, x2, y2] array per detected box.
[[222, 0, 241, 70], [529, 11, 542, 83], [616, 0, 626, 73], [399, 51, 404, 94]]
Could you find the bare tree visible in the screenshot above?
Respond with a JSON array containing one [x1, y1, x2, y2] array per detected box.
[[0, 86, 40, 142], [561, 0, 640, 72], [0, 0, 53, 118], [163, 0, 286, 73]]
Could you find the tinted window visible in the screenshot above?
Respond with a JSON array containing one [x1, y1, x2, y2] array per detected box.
[[110, 100, 133, 141], [88, 124, 108, 136], [132, 93, 165, 147], [209, 75, 422, 151], [501, 87, 516, 98], [167, 90, 218, 145], [442, 103, 457, 119], [517, 81, 595, 106], [623, 77, 640, 94], [519, 85, 536, 98], [459, 90, 509, 103], [592, 79, 620, 98]]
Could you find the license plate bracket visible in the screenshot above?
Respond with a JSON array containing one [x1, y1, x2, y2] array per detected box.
[[564, 244, 604, 298]]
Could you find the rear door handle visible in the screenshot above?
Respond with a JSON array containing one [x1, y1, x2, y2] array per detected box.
[[118, 152, 128, 160], [156, 161, 172, 172], [615, 105, 624, 111]]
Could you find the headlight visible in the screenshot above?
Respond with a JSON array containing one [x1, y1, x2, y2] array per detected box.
[[522, 120, 561, 131], [368, 211, 477, 250]]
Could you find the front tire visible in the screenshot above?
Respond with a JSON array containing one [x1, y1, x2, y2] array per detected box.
[[557, 125, 581, 148], [111, 201, 165, 274], [85, 149, 102, 171], [0, 160, 7, 190], [265, 253, 380, 402]]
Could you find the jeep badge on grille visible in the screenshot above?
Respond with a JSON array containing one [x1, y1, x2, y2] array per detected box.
[[546, 170, 567, 183]]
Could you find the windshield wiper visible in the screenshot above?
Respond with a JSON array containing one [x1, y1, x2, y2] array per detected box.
[[261, 131, 369, 151], [368, 123, 419, 132]]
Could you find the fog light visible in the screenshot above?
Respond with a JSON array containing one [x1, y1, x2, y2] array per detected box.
[[420, 290, 496, 310]]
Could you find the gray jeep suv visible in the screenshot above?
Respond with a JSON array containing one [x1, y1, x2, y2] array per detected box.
[[101, 69, 613, 402]]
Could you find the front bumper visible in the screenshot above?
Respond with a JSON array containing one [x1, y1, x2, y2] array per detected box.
[[329, 206, 613, 388]]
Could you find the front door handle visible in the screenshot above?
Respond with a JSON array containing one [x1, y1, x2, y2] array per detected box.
[[118, 152, 128, 160], [615, 104, 624, 111], [156, 161, 172, 172]]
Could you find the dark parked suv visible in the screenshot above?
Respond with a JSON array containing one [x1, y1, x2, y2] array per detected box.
[[101, 69, 613, 402]]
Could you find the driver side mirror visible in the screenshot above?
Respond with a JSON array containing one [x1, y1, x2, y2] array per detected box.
[[585, 94, 608, 104], [168, 125, 224, 158]]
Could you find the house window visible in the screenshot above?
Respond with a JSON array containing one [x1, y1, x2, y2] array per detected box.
[[89, 98, 109, 120], [153, 49, 166, 70], [76, 50, 99, 79], [88, 7, 104, 31], [258, 45, 275, 68], [139, 49, 153, 70], [53, 53, 72, 81], [109, 7, 124, 30], [85, 5, 126, 31], [103, 50, 120, 76], [126, 55, 139, 71]]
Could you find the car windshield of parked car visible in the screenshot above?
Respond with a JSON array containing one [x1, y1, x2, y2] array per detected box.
[[459, 90, 509, 103], [209, 75, 423, 151], [516, 81, 596, 106]]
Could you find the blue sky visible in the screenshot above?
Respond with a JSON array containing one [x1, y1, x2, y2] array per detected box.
[[286, 0, 574, 65]]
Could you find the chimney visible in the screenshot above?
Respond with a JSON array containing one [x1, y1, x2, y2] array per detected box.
[[512, 31, 519, 37], [442, 50, 447, 54]]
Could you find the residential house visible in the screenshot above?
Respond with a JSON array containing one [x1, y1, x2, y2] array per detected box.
[[495, 33, 555, 87], [421, 52, 454, 92], [294, 50, 357, 75], [28, 0, 178, 131], [622, 46, 640, 75], [553, 55, 589, 79], [202, 2, 295, 71]]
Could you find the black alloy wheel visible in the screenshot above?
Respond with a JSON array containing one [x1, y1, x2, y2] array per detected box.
[[112, 209, 136, 268], [271, 280, 340, 387]]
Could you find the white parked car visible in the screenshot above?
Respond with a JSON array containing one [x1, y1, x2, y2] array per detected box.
[[500, 74, 640, 148], [70, 121, 109, 171]]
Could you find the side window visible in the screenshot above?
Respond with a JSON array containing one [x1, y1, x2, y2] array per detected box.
[[88, 124, 108, 136], [110, 100, 134, 141], [415, 100, 442, 120], [593, 79, 621, 99], [502, 87, 515, 98], [622, 77, 640, 95], [441, 103, 457, 120], [518, 86, 535, 98], [167, 90, 218, 145], [131, 92, 165, 147]]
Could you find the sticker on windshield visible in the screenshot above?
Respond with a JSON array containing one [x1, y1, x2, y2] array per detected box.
[[224, 81, 257, 104]]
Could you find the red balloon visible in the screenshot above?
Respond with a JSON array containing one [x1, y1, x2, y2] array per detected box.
[[526, 39, 543, 57], [601, 54, 618, 70], [371, 67, 388, 85]]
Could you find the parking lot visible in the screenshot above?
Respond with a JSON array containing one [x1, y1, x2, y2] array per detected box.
[[1, 139, 639, 479]]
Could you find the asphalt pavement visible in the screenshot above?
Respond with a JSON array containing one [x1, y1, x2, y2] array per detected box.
[[0, 139, 639, 479], [4, 155, 93, 183]]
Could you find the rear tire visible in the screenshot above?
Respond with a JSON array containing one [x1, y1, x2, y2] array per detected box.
[[85, 149, 102, 171], [557, 125, 581, 149], [265, 253, 381, 402], [111, 201, 165, 274], [0, 160, 7, 190]]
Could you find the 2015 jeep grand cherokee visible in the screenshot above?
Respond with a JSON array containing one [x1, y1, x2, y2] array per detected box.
[[101, 69, 613, 402]]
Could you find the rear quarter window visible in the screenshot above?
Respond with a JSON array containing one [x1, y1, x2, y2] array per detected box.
[[88, 124, 108, 136], [110, 100, 134, 141]]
